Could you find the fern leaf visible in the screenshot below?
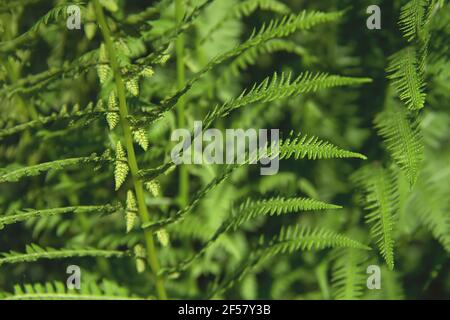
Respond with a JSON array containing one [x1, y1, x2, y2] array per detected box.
[[114, 142, 129, 190], [0, 204, 119, 230], [399, 0, 429, 42], [354, 166, 398, 270], [331, 248, 368, 300], [161, 196, 341, 275], [220, 39, 309, 82], [228, 197, 342, 231], [261, 225, 371, 256], [0, 153, 111, 183], [209, 226, 369, 297], [204, 71, 371, 126], [1, 280, 143, 300], [387, 47, 426, 110], [162, 10, 347, 107], [0, 245, 127, 266], [279, 132, 367, 160], [374, 107, 424, 186], [0, 102, 107, 140]]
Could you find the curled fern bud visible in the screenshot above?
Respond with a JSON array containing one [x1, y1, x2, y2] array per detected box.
[[132, 127, 148, 151], [140, 67, 154, 78], [125, 191, 138, 233], [156, 229, 170, 247], [125, 77, 139, 96], [134, 245, 146, 273], [114, 142, 129, 191], [145, 180, 161, 197]]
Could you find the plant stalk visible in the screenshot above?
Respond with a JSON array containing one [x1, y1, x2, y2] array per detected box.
[[175, 0, 189, 207], [93, 0, 167, 300]]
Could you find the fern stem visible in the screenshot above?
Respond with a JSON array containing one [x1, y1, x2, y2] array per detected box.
[[93, 0, 167, 300], [175, 0, 189, 207]]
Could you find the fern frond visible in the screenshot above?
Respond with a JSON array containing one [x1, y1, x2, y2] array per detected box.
[[201, 0, 291, 45], [387, 47, 426, 110], [204, 71, 371, 126], [1, 280, 143, 300], [0, 244, 127, 266], [410, 170, 450, 252], [220, 39, 308, 82], [162, 10, 347, 107], [209, 226, 369, 297], [233, 0, 290, 17], [0, 204, 119, 230], [0, 153, 112, 183], [399, 0, 429, 42], [261, 225, 371, 256], [375, 107, 424, 186], [0, 3, 86, 54], [331, 248, 368, 300], [0, 103, 107, 140], [161, 196, 341, 275], [354, 166, 398, 270], [228, 197, 342, 231], [142, 165, 239, 231], [279, 132, 367, 160]]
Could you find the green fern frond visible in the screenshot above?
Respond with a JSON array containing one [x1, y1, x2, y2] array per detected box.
[[0, 244, 127, 266], [0, 204, 119, 230], [0, 280, 143, 300], [374, 107, 424, 186], [410, 169, 450, 252], [161, 196, 341, 276], [220, 39, 308, 82], [387, 47, 426, 110], [0, 3, 86, 54], [162, 10, 347, 107], [261, 225, 371, 256], [0, 102, 107, 140], [279, 132, 367, 160], [204, 71, 371, 126], [201, 0, 291, 45], [399, 0, 429, 42], [0, 153, 112, 183], [142, 165, 239, 231], [354, 166, 398, 270], [232, 0, 291, 17], [209, 226, 369, 298], [331, 248, 368, 300], [228, 197, 342, 231]]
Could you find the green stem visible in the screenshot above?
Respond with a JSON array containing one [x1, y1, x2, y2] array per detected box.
[[176, 0, 189, 207], [93, 0, 167, 300]]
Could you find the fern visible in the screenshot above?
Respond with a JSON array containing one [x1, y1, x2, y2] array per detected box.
[[279, 132, 367, 160], [209, 226, 369, 297], [204, 71, 371, 126], [387, 47, 426, 110], [399, 0, 429, 42], [374, 106, 424, 186], [354, 166, 398, 270], [261, 225, 370, 256], [0, 280, 143, 300], [228, 197, 342, 231], [0, 244, 128, 266], [0, 153, 111, 183], [161, 196, 341, 275], [0, 204, 119, 230], [331, 248, 367, 300]]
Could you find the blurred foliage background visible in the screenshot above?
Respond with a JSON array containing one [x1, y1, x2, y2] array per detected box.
[[0, 0, 448, 300]]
